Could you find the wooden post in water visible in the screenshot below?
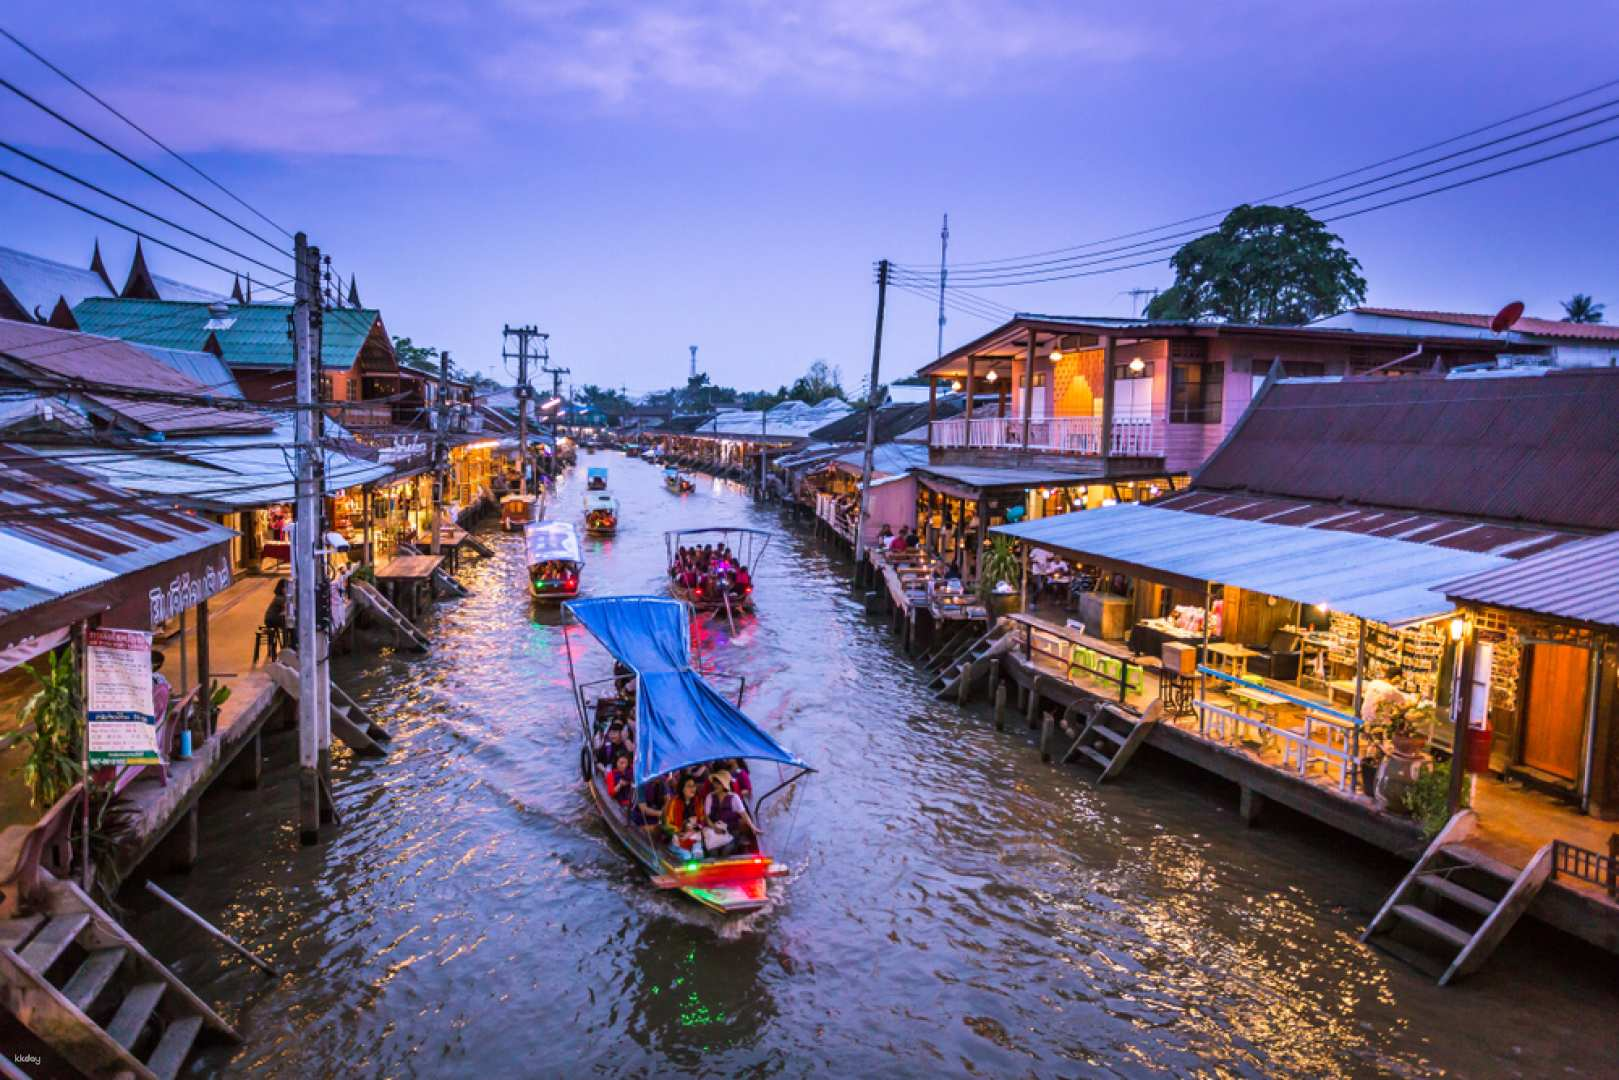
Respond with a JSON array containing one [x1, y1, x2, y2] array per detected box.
[[1040, 711, 1056, 762], [1026, 675, 1044, 729], [993, 665, 1007, 732]]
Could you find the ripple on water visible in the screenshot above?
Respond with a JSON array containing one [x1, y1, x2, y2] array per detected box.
[[118, 458, 1618, 1079]]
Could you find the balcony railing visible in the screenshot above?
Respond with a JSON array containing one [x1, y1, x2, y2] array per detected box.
[[929, 415, 1163, 457]]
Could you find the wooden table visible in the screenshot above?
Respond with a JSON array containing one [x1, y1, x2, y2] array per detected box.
[[1207, 642, 1261, 679], [1327, 678, 1360, 707], [1229, 683, 1285, 723], [375, 555, 444, 621]]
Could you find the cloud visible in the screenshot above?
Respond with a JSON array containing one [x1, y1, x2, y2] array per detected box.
[[486, 0, 1153, 106]]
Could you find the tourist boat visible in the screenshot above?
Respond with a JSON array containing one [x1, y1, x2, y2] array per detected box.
[[583, 491, 619, 535], [586, 466, 609, 491], [664, 527, 772, 614], [663, 466, 694, 493], [524, 520, 584, 600], [500, 492, 540, 531], [562, 596, 813, 913]]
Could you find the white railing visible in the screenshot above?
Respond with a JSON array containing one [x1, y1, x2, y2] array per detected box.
[[929, 415, 1163, 456]]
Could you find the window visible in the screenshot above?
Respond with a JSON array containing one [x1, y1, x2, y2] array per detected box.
[[1170, 361, 1223, 423], [1113, 360, 1153, 380]]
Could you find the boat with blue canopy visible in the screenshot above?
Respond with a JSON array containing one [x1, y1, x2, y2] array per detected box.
[[586, 466, 609, 491], [662, 465, 694, 493], [562, 596, 812, 913]]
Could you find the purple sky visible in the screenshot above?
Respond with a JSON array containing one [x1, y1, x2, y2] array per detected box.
[[4, 1, 1617, 393]]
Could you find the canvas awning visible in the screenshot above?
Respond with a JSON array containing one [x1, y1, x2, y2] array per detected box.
[[994, 503, 1509, 627], [564, 597, 809, 784]]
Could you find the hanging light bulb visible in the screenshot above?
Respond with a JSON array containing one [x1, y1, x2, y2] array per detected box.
[[1049, 349, 1062, 362], [950, 379, 963, 392], [1128, 357, 1146, 374], [986, 369, 998, 383]]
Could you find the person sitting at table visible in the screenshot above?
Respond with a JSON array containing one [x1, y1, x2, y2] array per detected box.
[[1029, 547, 1053, 598], [889, 527, 910, 553], [877, 524, 893, 547], [264, 579, 291, 636]]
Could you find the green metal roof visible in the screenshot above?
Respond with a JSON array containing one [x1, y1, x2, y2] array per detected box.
[[71, 298, 385, 370]]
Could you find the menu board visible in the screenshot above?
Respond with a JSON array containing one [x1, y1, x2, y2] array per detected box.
[[85, 628, 162, 767]]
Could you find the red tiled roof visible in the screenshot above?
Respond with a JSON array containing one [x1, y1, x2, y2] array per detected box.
[[1192, 368, 1619, 533], [0, 320, 270, 434], [1354, 307, 1619, 342]]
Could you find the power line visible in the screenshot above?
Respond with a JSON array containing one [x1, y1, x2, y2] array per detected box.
[[0, 25, 292, 240], [935, 73, 1619, 272], [0, 141, 290, 278], [0, 168, 295, 293], [0, 75, 291, 259]]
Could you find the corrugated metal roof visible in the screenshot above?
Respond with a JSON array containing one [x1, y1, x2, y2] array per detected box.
[[73, 298, 384, 370], [130, 344, 243, 398], [833, 441, 929, 477], [1347, 307, 1619, 343], [150, 273, 226, 303], [1444, 531, 1619, 629], [695, 399, 854, 440], [60, 412, 395, 510], [0, 444, 235, 627], [0, 320, 268, 434], [808, 396, 966, 443], [1152, 491, 1573, 556], [915, 461, 1108, 492], [995, 503, 1507, 626], [0, 245, 116, 319], [1194, 368, 1619, 532]]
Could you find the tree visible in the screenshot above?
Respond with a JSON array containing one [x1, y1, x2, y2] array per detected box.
[[392, 335, 440, 373], [1560, 293, 1606, 324], [1145, 204, 1367, 325], [577, 384, 632, 418], [786, 359, 845, 404]]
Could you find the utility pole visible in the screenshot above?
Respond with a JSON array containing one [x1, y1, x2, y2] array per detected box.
[[292, 232, 322, 845], [853, 259, 890, 580], [541, 346, 569, 475], [503, 325, 545, 496], [309, 244, 333, 823], [937, 213, 949, 359], [432, 350, 450, 556]]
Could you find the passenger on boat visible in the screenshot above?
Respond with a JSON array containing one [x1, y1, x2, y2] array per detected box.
[[606, 752, 634, 810], [613, 660, 635, 698], [703, 769, 760, 856], [631, 780, 666, 832], [724, 759, 753, 800], [661, 774, 707, 858], [730, 566, 752, 596], [596, 722, 633, 767]]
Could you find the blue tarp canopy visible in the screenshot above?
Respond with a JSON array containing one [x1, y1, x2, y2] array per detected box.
[[587, 466, 608, 479], [565, 596, 809, 784]]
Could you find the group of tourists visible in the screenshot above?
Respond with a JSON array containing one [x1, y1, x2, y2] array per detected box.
[[669, 543, 752, 599], [874, 524, 916, 552], [596, 732, 761, 861]]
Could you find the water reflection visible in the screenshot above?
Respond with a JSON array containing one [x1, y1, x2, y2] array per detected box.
[[115, 455, 1617, 1078]]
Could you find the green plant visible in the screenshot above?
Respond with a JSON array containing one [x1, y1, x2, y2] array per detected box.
[[353, 564, 376, 585], [977, 537, 1022, 604], [17, 650, 82, 810], [73, 783, 141, 911], [1404, 760, 1465, 838]]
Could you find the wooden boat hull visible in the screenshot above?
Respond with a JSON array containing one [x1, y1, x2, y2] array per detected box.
[[586, 773, 775, 914], [670, 581, 754, 613]]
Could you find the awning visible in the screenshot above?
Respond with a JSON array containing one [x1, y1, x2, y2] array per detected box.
[[564, 596, 808, 785], [994, 503, 1510, 627]]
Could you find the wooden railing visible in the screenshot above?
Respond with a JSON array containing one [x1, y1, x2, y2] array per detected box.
[[1551, 837, 1618, 897], [929, 415, 1163, 456], [1195, 666, 1363, 791]]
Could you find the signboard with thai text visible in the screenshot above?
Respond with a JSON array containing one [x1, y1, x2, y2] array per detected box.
[[85, 627, 162, 767]]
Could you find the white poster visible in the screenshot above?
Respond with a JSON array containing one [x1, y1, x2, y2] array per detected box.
[[86, 627, 161, 767]]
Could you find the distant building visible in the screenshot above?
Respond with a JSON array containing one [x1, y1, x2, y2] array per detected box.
[[1313, 307, 1619, 369]]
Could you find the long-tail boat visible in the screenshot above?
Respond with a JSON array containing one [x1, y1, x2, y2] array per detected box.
[[583, 491, 619, 536], [663, 527, 771, 615], [524, 520, 584, 600], [562, 596, 812, 913], [662, 466, 694, 493]]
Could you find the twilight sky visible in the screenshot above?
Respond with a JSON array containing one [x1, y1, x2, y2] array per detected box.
[[3, 1, 1617, 393]]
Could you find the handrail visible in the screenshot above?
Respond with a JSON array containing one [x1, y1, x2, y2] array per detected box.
[[1193, 695, 1363, 791], [1196, 665, 1360, 727]]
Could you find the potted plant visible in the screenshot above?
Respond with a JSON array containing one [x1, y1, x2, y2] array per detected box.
[[976, 537, 1023, 617], [1389, 700, 1435, 758], [18, 649, 82, 810]]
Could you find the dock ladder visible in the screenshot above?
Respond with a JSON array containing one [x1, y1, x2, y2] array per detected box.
[[350, 580, 431, 651], [0, 877, 239, 1079], [930, 622, 1012, 699], [1061, 700, 1160, 782], [1362, 810, 1554, 985]]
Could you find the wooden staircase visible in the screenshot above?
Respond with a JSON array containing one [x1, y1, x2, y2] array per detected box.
[[0, 878, 238, 1079], [458, 531, 495, 558], [1362, 810, 1554, 985], [930, 622, 1013, 699], [1061, 700, 1160, 782], [351, 580, 431, 651], [267, 650, 393, 758]]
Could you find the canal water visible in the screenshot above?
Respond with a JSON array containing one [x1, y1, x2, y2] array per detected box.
[[131, 457, 1615, 1078]]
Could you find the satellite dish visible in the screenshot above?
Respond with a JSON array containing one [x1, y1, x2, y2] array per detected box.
[[1490, 301, 1525, 333]]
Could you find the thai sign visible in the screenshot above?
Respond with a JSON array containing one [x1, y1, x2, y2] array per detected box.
[[147, 554, 232, 628], [85, 627, 162, 767]]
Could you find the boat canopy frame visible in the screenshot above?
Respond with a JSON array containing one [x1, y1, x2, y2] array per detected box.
[[663, 526, 773, 571]]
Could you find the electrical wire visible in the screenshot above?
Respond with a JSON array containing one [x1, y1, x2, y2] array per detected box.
[[934, 74, 1619, 272], [0, 25, 292, 240], [0, 141, 291, 279], [0, 76, 291, 259]]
